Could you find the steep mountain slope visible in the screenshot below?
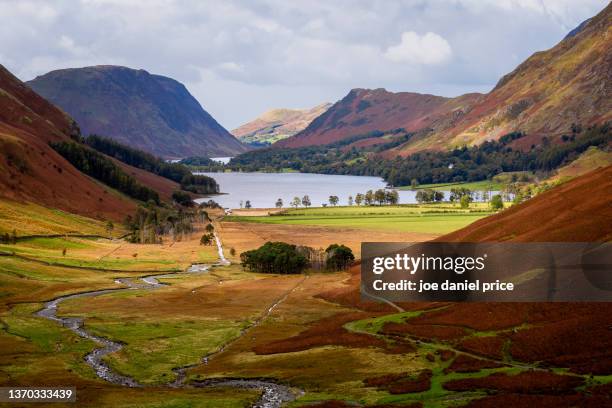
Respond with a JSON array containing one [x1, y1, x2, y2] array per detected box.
[[28, 66, 248, 158], [233, 103, 331, 146], [0, 64, 136, 220], [398, 3, 612, 154], [276, 88, 481, 148], [278, 4, 611, 154], [440, 165, 612, 242]]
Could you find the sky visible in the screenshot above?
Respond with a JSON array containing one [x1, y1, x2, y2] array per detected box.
[[0, 0, 607, 130]]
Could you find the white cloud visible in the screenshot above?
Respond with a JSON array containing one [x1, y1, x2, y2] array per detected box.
[[384, 31, 452, 65], [0, 0, 607, 129]]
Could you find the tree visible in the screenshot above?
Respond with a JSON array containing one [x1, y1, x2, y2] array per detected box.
[[200, 233, 214, 245], [385, 190, 399, 205], [329, 195, 339, 206], [374, 189, 386, 205], [172, 190, 193, 207], [411, 178, 419, 189], [490, 194, 504, 210], [355, 193, 364, 206], [105, 221, 114, 237], [275, 198, 283, 208], [325, 244, 355, 271], [245, 200, 252, 209], [434, 191, 445, 202], [365, 190, 374, 205], [302, 195, 311, 208], [205, 223, 215, 233], [347, 195, 354, 206], [239, 200, 244, 208], [292, 196, 301, 208], [229, 247, 236, 256], [460, 194, 471, 209]]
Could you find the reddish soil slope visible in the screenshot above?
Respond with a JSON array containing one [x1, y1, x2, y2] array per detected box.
[[0, 64, 136, 221], [440, 165, 612, 242]]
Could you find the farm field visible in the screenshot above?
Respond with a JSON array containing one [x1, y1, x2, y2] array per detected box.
[[397, 180, 505, 191], [225, 205, 494, 235]]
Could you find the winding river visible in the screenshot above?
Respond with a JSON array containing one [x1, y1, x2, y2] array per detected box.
[[35, 232, 301, 407]]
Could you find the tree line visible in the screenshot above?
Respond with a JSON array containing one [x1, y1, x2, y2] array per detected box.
[[86, 135, 219, 194], [188, 124, 610, 188], [51, 140, 160, 203]]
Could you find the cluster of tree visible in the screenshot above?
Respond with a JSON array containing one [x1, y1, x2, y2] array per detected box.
[[50, 141, 160, 203], [415, 189, 445, 203], [172, 190, 193, 207], [325, 244, 355, 271], [179, 156, 218, 167], [204, 124, 609, 187], [240, 241, 355, 274], [240, 242, 309, 274], [86, 135, 219, 194], [352, 189, 399, 206], [179, 174, 219, 194], [1, 230, 17, 245], [197, 223, 216, 247], [123, 202, 196, 243]]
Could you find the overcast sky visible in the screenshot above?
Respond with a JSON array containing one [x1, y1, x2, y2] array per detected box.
[[0, 0, 607, 129]]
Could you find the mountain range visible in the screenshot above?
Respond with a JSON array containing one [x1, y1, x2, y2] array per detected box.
[[27, 66, 248, 159], [277, 3, 611, 154]]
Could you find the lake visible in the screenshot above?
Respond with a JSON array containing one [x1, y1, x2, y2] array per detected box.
[[194, 172, 420, 208]]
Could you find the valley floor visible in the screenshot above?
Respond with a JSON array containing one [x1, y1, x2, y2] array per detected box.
[[0, 201, 610, 407]]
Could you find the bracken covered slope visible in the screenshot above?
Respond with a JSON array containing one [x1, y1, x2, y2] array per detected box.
[[410, 2, 612, 153], [439, 165, 612, 242], [0, 64, 136, 220], [233, 103, 331, 146], [276, 88, 481, 148], [28, 65, 248, 158]]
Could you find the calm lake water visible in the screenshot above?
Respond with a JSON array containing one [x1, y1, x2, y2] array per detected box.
[[194, 172, 420, 208]]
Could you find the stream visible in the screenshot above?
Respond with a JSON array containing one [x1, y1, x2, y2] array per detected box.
[[35, 232, 301, 407]]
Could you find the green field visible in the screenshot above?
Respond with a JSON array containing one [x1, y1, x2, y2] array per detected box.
[[226, 204, 494, 234], [398, 180, 505, 191]]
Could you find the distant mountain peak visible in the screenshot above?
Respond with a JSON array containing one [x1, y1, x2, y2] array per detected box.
[[232, 103, 331, 146]]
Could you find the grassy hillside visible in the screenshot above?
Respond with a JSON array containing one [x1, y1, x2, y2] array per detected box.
[[0, 199, 122, 236], [550, 146, 612, 182]]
